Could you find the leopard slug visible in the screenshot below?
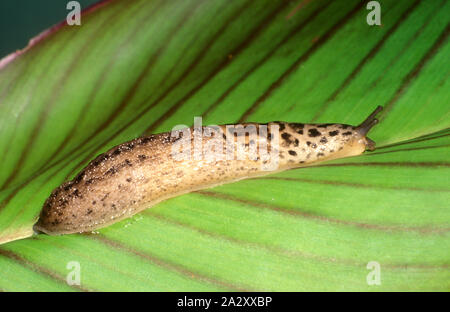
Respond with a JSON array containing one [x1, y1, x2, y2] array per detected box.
[[34, 106, 383, 235]]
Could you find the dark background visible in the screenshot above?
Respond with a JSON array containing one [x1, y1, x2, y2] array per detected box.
[[0, 0, 100, 59]]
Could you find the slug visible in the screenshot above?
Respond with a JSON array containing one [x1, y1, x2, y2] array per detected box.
[[34, 106, 383, 235]]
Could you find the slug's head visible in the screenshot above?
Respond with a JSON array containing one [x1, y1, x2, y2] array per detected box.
[[306, 106, 383, 163], [353, 105, 383, 151]]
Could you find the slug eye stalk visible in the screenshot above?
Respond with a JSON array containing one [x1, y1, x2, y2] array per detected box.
[[355, 105, 383, 151], [355, 105, 383, 136]]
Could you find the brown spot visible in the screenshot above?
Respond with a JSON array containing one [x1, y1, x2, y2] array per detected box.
[[281, 132, 293, 145], [105, 167, 117, 175], [329, 130, 339, 136], [289, 123, 304, 134], [140, 136, 154, 144], [308, 128, 321, 137], [74, 172, 85, 184]]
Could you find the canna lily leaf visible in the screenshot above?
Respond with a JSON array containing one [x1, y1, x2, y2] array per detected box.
[[0, 0, 448, 291]]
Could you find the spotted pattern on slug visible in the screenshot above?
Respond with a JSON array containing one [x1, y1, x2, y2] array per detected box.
[[34, 106, 383, 235]]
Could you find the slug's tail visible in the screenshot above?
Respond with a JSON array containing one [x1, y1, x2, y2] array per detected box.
[[355, 106, 383, 136], [33, 223, 43, 235]]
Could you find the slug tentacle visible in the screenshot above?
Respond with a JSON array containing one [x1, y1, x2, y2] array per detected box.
[[355, 105, 383, 136], [35, 107, 382, 235], [354, 105, 383, 151]]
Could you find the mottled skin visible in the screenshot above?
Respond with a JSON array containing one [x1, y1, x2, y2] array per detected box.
[[34, 107, 382, 235]]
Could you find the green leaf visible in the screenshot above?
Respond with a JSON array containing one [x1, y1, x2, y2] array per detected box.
[[0, 0, 448, 291]]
